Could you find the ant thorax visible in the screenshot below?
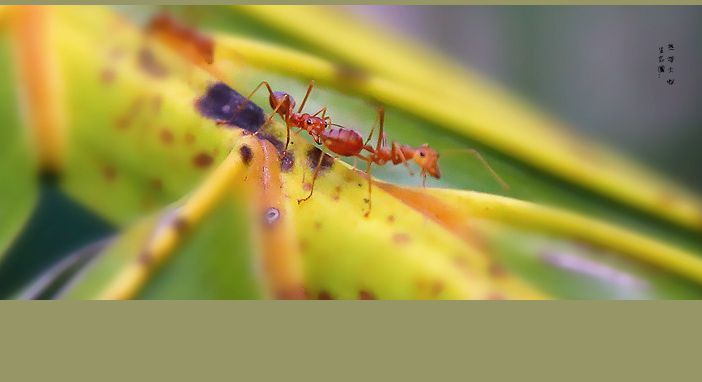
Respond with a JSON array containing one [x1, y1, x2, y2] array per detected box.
[[291, 114, 326, 135]]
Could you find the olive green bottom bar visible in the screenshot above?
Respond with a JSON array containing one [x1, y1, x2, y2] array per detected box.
[[1, 301, 699, 380]]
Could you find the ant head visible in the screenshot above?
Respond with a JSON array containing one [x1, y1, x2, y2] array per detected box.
[[414, 144, 441, 179], [302, 115, 327, 133], [269, 91, 295, 114]]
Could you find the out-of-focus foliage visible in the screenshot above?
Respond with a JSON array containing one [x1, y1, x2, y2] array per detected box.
[[0, 30, 38, 258], [1, 6, 702, 299]]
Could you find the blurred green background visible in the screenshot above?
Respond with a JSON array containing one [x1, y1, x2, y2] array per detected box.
[[346, 6, 702, 192]]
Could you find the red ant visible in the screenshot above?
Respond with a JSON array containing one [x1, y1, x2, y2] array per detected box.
[[299, 108, 509, 217], [233, 80, 507, 216], [236, 80, 335, 152]]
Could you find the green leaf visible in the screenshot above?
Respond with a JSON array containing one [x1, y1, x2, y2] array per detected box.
[[4, 6, 702, 299], [0, 31, 38, 258]]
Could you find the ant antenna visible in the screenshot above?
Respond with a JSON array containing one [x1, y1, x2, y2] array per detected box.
[[442, 148, 510, 191]]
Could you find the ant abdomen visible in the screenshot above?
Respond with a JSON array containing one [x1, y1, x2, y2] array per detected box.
[[322, 127, 364, 156], [269, 91, 295, 115]]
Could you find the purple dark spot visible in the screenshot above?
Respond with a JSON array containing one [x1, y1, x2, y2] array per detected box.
[[195, 82, 265, 133]]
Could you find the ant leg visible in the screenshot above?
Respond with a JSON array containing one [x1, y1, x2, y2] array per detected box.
[[363, 113, 380, 146], [311, 106, 328, 119], [422, 172, 427, 188], [364, 159, 374, 217], [375, 107, 386, 152], [246, 81, 273, 101], [283, 120, 292, 152], [298, 150, 325, 204], [296, 80, 316, 114], [466, 148, 510, 191], [353, 153, 371, 173], [237, 81, 274, 117], [257, 95, 288, 138], [361, 106, 386, 157], [297, 126, 316, 184], [240, 82, 293, 149], [361, 106, 384, 154], [249, 93, 293, 150], [363, 125, 375, 148], [322, 107, 332, 125], [312, 106, 331, 125]]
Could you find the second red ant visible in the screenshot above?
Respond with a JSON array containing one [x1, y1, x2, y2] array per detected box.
[[300, 107, 509, 217]]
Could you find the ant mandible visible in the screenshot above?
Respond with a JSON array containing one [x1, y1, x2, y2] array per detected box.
[[299, 107, 509, 217]]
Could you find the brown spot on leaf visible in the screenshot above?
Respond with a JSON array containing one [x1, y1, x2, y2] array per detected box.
[[488, 292, 506, 300], [306, 147, 334, 172], [359, 290, 376, 300], [150, 178, 163, 191], [100, 67, 115, 84], [184, 132, 196, 145], [489, 263, 507, 277], [102, 165, 117, 181], [431, 281, 444, 297], [115, 117, 128, 131], [332, 186, 341, 201], [192, 152, 214, 168], [115, 97, 144, 130], [138, 47, 168, 78], [172, 216, 188, 233], [318, 291, 334, 300], [392, 233, 411, 245], [275, 287, 307, 299], [152, 94, 162, 112], [387, 215, 396, 223], [239, 145, 253, 165], [160, 129, 174, 144], [280, 152, 295, 172], [138, 251, 153, 267]]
